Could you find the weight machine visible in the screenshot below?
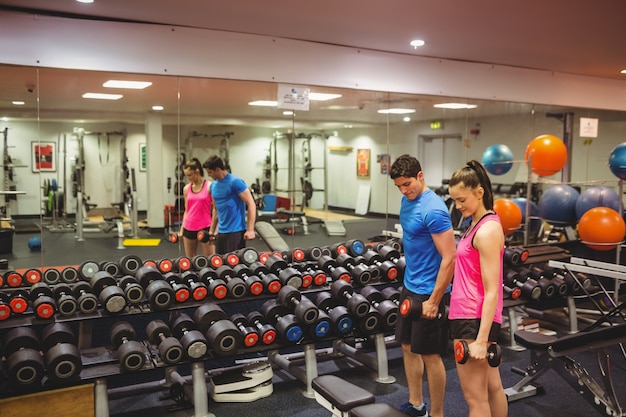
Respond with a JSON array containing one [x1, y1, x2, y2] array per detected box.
[[0, 128, 26, 220]]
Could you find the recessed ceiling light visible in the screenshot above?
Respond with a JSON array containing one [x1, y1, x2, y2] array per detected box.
[[82, 92, 123, 100], [309, 93, 342, 101], [103, 80, 152, 89], [377, 108, 416, 114], [434, 103, 477, 109], [248, 100, 278, 107], [12, 101, 25, 106], [403, 117, 411, 122], [152, 105, 164, 111], [76, 0, 94, 3], [343, 125, 353, 129], [410, 39, 425, 49], [283, 111, 294, 116], [621, 69, 626, 74]]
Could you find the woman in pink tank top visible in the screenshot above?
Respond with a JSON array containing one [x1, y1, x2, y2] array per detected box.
[[447, 160, 507, 417], [181, 158, 215, 257]]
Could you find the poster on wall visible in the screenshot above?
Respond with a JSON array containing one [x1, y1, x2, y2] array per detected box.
[[377, 153, 391, 175], [32, 142, 56, 172], [356, 148, 370, 178], [139, 143, 147, 171]]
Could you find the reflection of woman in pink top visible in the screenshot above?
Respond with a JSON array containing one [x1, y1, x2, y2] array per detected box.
[[181, 158, 215, 257], [448, 160, 507, 417]]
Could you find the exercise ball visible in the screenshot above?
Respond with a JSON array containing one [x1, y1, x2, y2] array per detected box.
[[493, 198, 522, 236], [575, 186, 620, 220], [608, 142, 626, 180], [28, 236, 42, 251], [482, 144, 514, 175], [537, 185, 580, 225], [578, 207, 625, 251], [511, 198, 541, 233], [524, 134, 567, 177]]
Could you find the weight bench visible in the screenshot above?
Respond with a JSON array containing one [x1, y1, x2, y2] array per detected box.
[[255, 221, 290, 252], [312, 375, 408, 417], [506, 323, 626, 416]]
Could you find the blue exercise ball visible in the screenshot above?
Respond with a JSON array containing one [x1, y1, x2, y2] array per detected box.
[[609, 142, 626, 180], [575, 186, 620, 220], [538, 185, 580, 225], [482, 144, 514, 175], [511, 198, 541, 233], [28, 236, 42, 251]]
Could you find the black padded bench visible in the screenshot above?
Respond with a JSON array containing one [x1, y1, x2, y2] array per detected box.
[[312, 374, 408, 417]]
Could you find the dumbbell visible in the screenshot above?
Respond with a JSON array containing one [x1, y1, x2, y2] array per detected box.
[[503, 247, 529, 266], [118, 254, 143, 276], [329, 242, 349, 258], [9, 289, 30, 315], [169, 232, 180, 243], [281, 247, 306, 264], [90, 271, 127, 313], [173, 256, 192, 272], [146, 319, 184, 365], [247, 262, 282, 294], [303, 246, 324, 261], [60, 266, 79, 283], [232, 264, 265, 296], [307, 309, 332, 340], [135, 265, 175, 310], [231, 313, 259, 347], [518, 267, 554, 299], [155, 258, 174, 274], [318, 255, 352, 283], [298, 262, 328, 287], [237, 247, 260, 266], [354, 306, 382, 336], [361, 250, 399, 282], [215, 265, 247, 299], [399, 295, 449, 321], [260, 299, 304, 344], [0, 293, 11, 320], [118, 275, 145, 305], [220, 251, 240, 267], [359, 285, 399, 330], [43, 268, 62, 285], [529, 265, 568, 297], [40, 322, 82, 383], [30, 282, 57, 319], [503, 269, 541, 301], [100, 260, 121, 277], [381, 287, 400, 305], [78, 260, 100, 280], [2, 327, 44, 387], [335, 253, 373, 286], [376, 245, 406, 281], [53, 284, 79, 316], [4, 270, 23, 287], [277, 284, 320, 325], [264, 255, 303, 289], [330, 279, 370, 318], [197, 229, 215, 243], [162, 272, 191, 303], [180, 270, 209, 301], [191, 255, 210, 270], [193, 302, 242, 357], [314, 291, 354, 336], [23, 268, 42, 285], [454, 340, 502, 367], [197, 267, 228, 300], [503, 284, 522, 300], [169, 312, 209, 360], [109, 321, 146, 372], [246, 311, 278, 345], [72, 281, 99, 314]]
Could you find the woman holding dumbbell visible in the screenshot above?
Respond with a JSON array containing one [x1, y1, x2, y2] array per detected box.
[[447, 160, 508, 417], [181, 158, 216, 257]]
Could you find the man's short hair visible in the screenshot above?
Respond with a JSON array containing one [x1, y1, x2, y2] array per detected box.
[[202, 155, 224, 170], [389, 154, 422, 179]]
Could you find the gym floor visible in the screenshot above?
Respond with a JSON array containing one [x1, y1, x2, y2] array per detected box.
[[2, 212, 626, 417]]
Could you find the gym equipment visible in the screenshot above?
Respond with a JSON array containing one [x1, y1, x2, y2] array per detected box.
[[454, 340, 502, 367], [22, 268, 42, 285], [361, 250, 399, 282], [260, 299, 304, 344], [90, 270, 127, 313], [162, 272, 191, 303], [193, 302, 242, 357], [493, 198, 522, 236], [255, 220, 290, 253], [30, 282, 57, 319], [3, 269, 22, 287], [118, 254, 142, 276], [511, 197, 542, 234], [3, 327, 44, 387], [246, 311, 278, 345], [146, 319, 184, 365], [330, 279, 370, 318], [210, 362, 274, 403], [318, 255, 352, 284], [399, 295, 448, 320], [608, 142, 626, 179], [298, 262, 327, 287], [40, 322, 82, 383], [231, 313, 260, 347], [73, 281, 99, 314], [577, 206, 625, 251], [525, 134, 568, 176], [482, 144, 514, 175], [214, 265, 247, 298], [238, 262, 281, 294], [169, 312, 209, 360], [335, 253, 373, 286], [277, 284, 320, 325], [503, 247, 529, 266], [109, 321, 147, 372], [359, 285, 398, 330], [197, 267, 229, 300], [9, 289, 29, 315], [180, 270, 209, 301], [0, 293, 10, 320], [375, 245, 406, 281], [232, 264, 267, 296], [263, 255, 303, 289], [537, 184, 579, 225], [60, 266, 79, 283], [314, 291, 353, 336], [575, 186, 620, 220], [504, 269, 542, 301], [53, 283, 79, 316], [118, 275, 145, 305], [173, 256, 192, 272], [136, 265, 175, 310], [27, 236, 41, 251], [517, 266, 556, 299]]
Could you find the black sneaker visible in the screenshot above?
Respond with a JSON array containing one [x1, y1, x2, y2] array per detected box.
[[399, 402, 428, 417]]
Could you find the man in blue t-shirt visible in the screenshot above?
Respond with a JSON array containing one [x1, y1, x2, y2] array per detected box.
[[390, 154, 456, 417], [203, 155, 256, 254]]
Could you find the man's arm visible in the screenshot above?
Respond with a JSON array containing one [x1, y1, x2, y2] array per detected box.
[[421, 228, 456, 319], [239, 188, 256, 240]]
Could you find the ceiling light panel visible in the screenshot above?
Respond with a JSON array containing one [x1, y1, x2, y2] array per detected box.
[[433, 103, 477, 109], [103, 80, 152, 89], [82, 93, 123, 100]]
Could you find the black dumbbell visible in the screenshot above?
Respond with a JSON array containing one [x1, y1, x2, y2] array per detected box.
[[109, 321, 146, 372], [248, 262, 282, 294], [135, 265, 175, 310], [399, 295, 449, 321], [303, 246, 324, 261], [191, 255, 210, 270], [60, 266, 79, 283], [221, 251, 240, 267], [72, 281, 99, 314], [454, 340, 502, 367], [504, 247, 529, 266], [519, 267, 556, 299], [9, 289, 29, 315], [330, 279, 370, 318], [503, 269, 541, 301], [100, 260, 121, 277], [118, 254, 143, 276], [30, 282, 57, 319], [43, 268, 62, 285], [298, 262, 327, 287], [376, 245, 406, 281], [53, 284, 78, 316], [231, 313, 259, 348], [264, 255, 303, 289], [314, 291, 354, 336], [197, 229, 214, 243], [118, 275, 145, 305], [354, 306, 382, 336], [237, 247, 260, 266], [277, 285, 320, 325], [163, 272, 191, 303], [260, 299, 303, 344], [173, 256, 192, 272], [530, 265, 568, 297], [503, 284, 522, 300], [318, 255, 352, 283], [2, 327, 44, 387], [361, 250, 399, 282], [23, 268, 42, 285], [197, 267, 228, 300], [146, 319, 184, 365], [0, 292, 10, 320], [306, 309, 332, 340], [154, 258, 174, 274], [329, 242, 349, 258], [193, 302, 242, 357], [180, 270, 209, 301], [335, 253, 373, 286], [90, 271, 127, 313], [4, 270, 23, 287], [246, 311, 278, 345], [40, 322, 82, 383], [78, 260, 100, 281], [169, 312, 209, 360], [215, 265, 247, 299], [381, 287, 400, 305], [359, 285, 399, 330], [232, 264, 265, 296]]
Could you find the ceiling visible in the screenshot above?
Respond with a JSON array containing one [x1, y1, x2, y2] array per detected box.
[[0, 0, 625, 128]]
